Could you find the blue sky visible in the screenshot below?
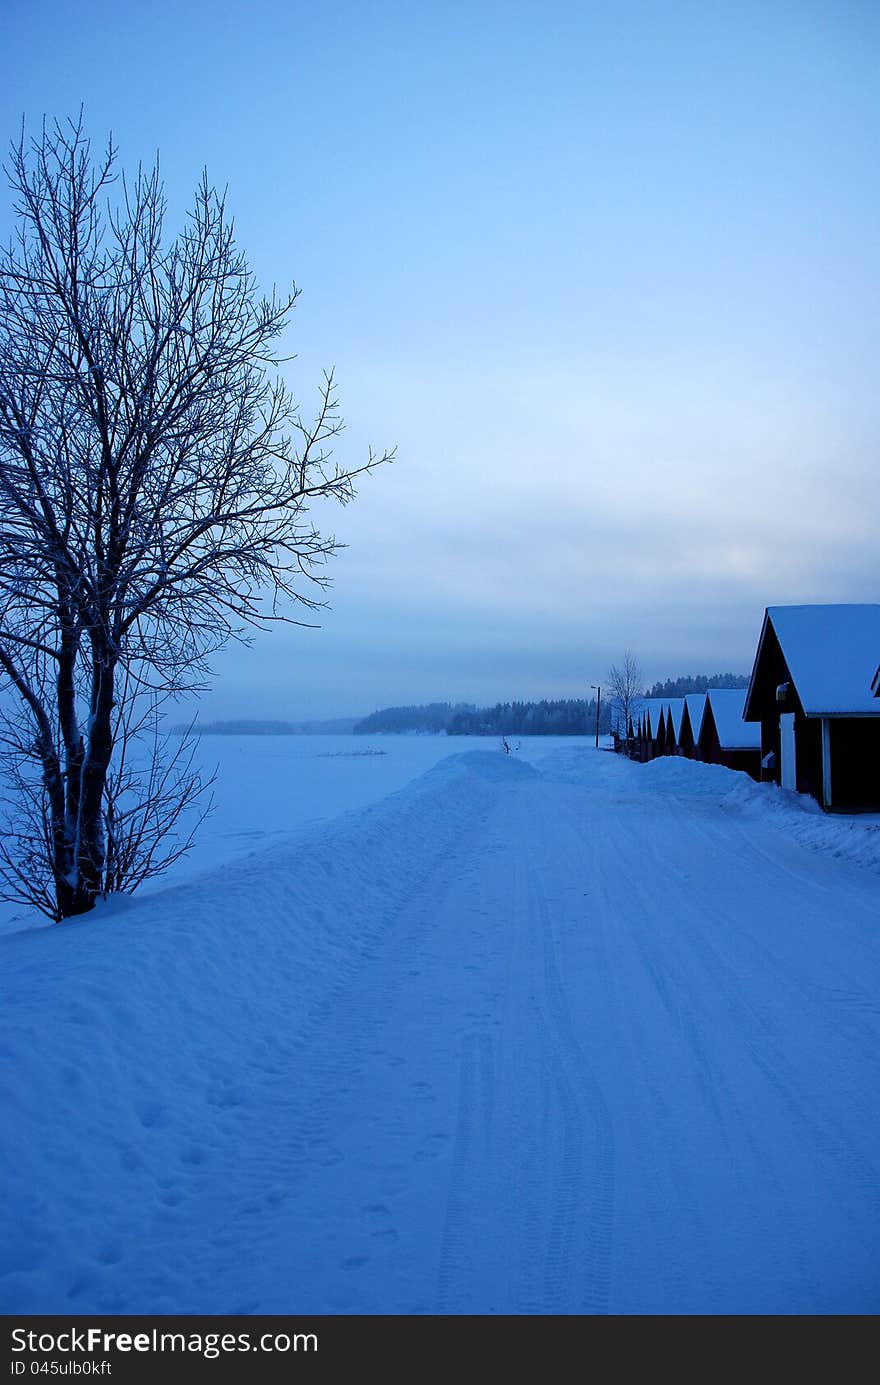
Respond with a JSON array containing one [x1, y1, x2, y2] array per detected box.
[[2, 1, 879, 717]]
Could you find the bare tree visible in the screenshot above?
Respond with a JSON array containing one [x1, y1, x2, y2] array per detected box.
[[0, 115, 392, 920], [607, 651, 644, 746]]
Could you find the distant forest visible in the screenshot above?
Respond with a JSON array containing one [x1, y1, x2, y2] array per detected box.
[[353, 674, 751, 737], [352, 703, 467, 734], [645, 673, 749, 698], [449, 699, 609, 736], [354, 699, 610, 736]]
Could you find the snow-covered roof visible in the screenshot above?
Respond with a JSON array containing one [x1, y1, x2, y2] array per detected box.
[[628, 698, 646, 732], [666, 698, 686, 741], [756, 605, 880, 716], [684, 694, 707, 742], [703, 689, 760, 749], [641, 698, 668, 737]]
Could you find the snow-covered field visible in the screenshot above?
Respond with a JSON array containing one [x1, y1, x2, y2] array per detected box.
[[2, 739, 879, 1314], [0, 734, 595, 936]]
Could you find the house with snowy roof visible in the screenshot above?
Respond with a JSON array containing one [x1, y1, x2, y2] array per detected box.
[[743, 605, 880, 810], [634, 706, 649, 760], [664, 698, 686, 754], [677, 693, 708, 757], [695, 688, 761, 780], [637, 699, 669, 760], [634, 706, 647, 759]]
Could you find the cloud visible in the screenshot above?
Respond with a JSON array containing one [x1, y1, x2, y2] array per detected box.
[[186, 346, 879, 718]]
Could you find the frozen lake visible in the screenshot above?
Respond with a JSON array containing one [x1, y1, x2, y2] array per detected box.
[[0, 733, 601, 932], [151, 732, 603, 886]]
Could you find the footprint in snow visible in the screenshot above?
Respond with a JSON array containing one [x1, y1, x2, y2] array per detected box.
[[361, 1203, 400, 1242], [308, 1139, 344, 1167], [205, 1083, 244, 1110], [414, 1132, 449, 1161], [136, 1099, 168, 1129]]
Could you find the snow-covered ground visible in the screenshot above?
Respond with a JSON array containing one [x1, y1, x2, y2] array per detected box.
[[2, 742, 879, 1314], [0, 734, 596, 936]]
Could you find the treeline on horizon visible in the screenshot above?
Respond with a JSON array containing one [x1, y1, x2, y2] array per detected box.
[[353, 674, 751, 737], [645, 673, 749, 698], [352, 703, 463, 734], [353, 699, 610, 736], [448, 699, 610, 736]]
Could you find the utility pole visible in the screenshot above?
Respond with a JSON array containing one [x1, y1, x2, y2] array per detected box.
[[591, 684, 601, 748]]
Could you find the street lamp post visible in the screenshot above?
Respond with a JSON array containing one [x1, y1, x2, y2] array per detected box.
[[590, 684, 601, 748]]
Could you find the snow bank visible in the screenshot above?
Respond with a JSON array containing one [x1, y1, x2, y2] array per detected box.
[[536, 748, 880, 877], [416, 750, 540, 787], [638, 755, 752, 798], [722, 771, 880, 874], [636, 754, 880, 875], [0, 751, 524, 1314]]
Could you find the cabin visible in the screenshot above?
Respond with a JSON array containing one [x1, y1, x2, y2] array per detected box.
[[637, 703, 665, 758], [743, 604, 880, 811], [635, 707, 649, 761], [654, 703, 671, 756], [696, 689, 761, 780], [638, 699, 669, 761], [624, 705, 643, 759], [614, 713, 639, 757], [664, 698, 686, 755], [677, 694, 707, 758]]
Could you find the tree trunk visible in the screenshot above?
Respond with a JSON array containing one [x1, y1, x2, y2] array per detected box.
[[68, 652, 116, 916], [41, 734, 78, 920]]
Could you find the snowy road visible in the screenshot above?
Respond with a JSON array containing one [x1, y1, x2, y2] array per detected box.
[[2, 747, 879, 1313]]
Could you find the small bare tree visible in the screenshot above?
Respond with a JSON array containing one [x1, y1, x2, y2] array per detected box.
[[607, 651, 644, 746], [0, 116, 392, 920]]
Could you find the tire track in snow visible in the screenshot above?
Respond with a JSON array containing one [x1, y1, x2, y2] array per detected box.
[[610, 803, 830, 1305], [433, 781, 616, 1314], [184, 774, 506, 1314], [558, 789, 824, 1309], [658, 807, 880, 1181], [433, 799, 522, 1314], [520, 794, 615, 1314], [584, 804, 698, 1311], [591, 799, 873, 1309], [603, 810, 803, 1306], [436, 1031, 490, 1312]]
